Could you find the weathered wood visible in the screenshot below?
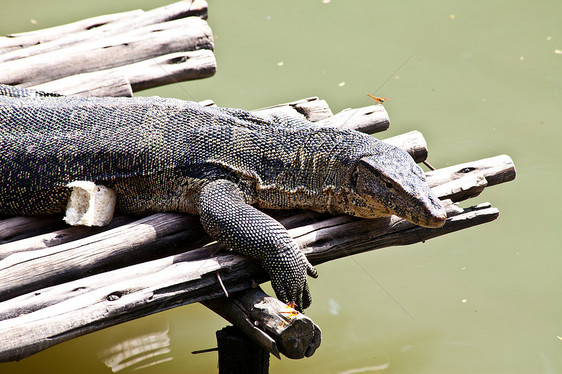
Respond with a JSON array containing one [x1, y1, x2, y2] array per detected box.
[[0, 9, 144, 54], [125, 49, 217, 91], [425, 154, 516, 188], [0, 17, 214, 87], [0, 215, 66, 243], [32, 71, 133, 97], [317, 105, 390, 133], [255, 99, 389, 134], [383, 130, 428, 163], [0, 213, 207, 302], [204, 287, 321, 359], [0, 216, 135, 260], [0, 200, 499, 362], [0, 1, 208, 60], [30, 49, 217, 96], [254, 97, 333, 122]]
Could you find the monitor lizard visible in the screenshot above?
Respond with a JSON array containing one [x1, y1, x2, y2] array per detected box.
[[0, 84, 446, 310]]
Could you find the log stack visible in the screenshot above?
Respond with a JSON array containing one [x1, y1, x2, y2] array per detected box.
[[0, 1, 516, 364], [0, 1, 215, 96]]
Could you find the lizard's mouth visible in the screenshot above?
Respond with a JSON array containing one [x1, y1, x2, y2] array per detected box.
[[395, 195, 447, 228]]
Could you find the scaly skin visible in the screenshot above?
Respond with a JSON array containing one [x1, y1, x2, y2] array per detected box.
[[0, 85, 445, 310]]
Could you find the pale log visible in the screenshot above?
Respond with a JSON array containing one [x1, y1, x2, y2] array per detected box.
[[254, 97, 333, 122], [0, 216, 134, 260], [125, 50, 217, 91], [31, 71, 133, 97], [317, 105, 390, 133], [30, 50, 217, 96], [255, 100, 389, 134], [0, 1, 208, 61], [0, 17, 214, 87], [0, 10, 143, 54], [383, 130, 428, 163], [425, 155, 516, 188]]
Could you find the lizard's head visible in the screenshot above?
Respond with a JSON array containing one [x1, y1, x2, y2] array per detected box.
[[340, 144, 446, 228]]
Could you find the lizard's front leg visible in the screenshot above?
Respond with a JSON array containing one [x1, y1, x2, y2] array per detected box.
[[197, 179, 318, 311]]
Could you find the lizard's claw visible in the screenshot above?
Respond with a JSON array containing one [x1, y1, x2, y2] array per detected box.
[[264, 249, 317, 312]]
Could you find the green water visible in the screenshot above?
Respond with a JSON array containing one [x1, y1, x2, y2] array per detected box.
[[1, 0, 561, 373]]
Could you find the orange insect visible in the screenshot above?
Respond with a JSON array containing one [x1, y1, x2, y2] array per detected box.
[[366, 93, 390, 104], [280, 301, 299, 317]]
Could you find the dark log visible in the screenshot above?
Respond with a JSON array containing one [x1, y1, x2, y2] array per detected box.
[[0, 215, 66, 243], [216, 326, 270, 374], [204, 287, 321, 359]]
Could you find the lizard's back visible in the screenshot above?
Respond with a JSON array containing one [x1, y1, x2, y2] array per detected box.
[[0, 92, 315, 216]]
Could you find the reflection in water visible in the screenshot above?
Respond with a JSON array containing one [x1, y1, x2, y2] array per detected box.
[[98, 329, 173, 372], [328, 298, 341, 316]]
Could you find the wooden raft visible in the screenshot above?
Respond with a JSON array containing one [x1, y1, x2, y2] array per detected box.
[[0, 2, 516, 363]]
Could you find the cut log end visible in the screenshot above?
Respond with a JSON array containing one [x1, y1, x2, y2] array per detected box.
[[63, 181, 116, 227]]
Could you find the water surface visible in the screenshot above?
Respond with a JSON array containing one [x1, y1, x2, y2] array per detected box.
[[1, 1, 561, 373]]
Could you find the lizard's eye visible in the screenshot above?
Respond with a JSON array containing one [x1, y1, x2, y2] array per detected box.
[[383, 179, 394, 190], [373, 169, 393, 190]]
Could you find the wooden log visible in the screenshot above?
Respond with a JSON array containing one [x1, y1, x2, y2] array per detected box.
[[0, 215, 66, 243], [30, 49, 217, 96], [254, 97, 333, 122], [0, 213, 207, 302], [383, 130, 428, 163], [31, 71, 133, 97], [203, 287, 321, 359], [0, 1, 208, 60], [254, 99, 389, 134], [0, 216, 135, 260], [317, 105, 390, 133], [425, 154, 516, 188], [0, 201, 499, 362], [0, 10, 144, 54], [0, 17, 214, 87], [125, 49, 217, 91]]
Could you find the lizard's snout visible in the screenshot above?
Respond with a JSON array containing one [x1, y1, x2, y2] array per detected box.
[[425, 211, 447, 228], [417, 196, 447, 228]]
